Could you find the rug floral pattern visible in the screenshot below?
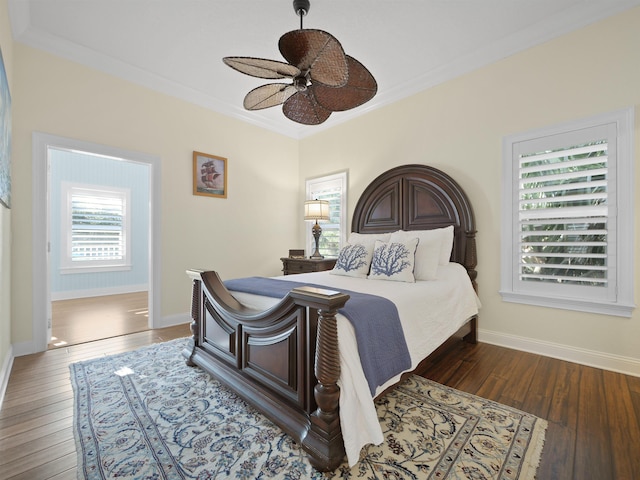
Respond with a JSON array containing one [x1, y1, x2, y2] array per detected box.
[[70, 338, 546, 479]]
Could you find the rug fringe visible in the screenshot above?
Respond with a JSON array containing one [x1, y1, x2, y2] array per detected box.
[[519, 417, 548, 480]]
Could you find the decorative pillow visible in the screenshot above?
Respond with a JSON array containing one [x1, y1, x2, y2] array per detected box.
[[368, 238, 419, 283], [390, 230, 440, 280], [330, 243, 374, 278]]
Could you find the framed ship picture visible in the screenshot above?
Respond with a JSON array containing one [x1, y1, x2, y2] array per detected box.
[[193, 151, 227, 199], [0, 46, 11, 209]]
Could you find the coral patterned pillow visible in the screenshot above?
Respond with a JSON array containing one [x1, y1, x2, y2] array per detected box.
[[330, 243, 374, 278], [368, 238, 419, 282]]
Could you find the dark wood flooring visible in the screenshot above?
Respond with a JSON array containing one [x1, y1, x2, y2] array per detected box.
[[424, 341, 640, 480], [1, 332, 639, 479]]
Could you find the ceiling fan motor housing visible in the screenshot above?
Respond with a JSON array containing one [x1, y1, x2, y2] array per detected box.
[[293, 0, 310, 17]]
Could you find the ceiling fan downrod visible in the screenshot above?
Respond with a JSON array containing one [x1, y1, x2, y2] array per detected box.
[[293, 0, 310, 29]]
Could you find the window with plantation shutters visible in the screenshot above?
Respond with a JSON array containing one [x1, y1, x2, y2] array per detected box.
[[306, 172, 347, 258], [501, 108, 634, 317], [519, 140, 609, 286], [61, 183, 132, 272]]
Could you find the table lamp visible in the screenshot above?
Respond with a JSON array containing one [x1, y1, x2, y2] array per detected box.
[[304, 199, 330, 259]]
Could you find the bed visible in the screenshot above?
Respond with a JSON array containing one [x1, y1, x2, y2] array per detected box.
[[183, 164, 479, 471]]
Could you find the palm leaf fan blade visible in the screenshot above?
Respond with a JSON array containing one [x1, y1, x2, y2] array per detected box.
[[283, 90, 331, 125], [279, 29, 348, 87], [223, 57, 300, 79], [244, 84, 297, 110], [313, 56, 377, 111]]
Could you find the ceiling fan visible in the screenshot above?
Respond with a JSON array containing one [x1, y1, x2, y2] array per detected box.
[[223, 0, 377, 125]]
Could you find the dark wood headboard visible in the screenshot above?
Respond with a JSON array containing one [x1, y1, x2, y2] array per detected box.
[[352, 164, 477, 289]]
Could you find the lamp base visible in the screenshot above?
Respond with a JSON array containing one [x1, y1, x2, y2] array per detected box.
[[310, 221, 324, 259]]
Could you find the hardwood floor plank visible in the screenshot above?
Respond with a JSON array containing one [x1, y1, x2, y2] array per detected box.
[[0, 426, 74, 466], [535, 420, 574, 480], [533, 360, 580, 480], [452, 343, 510, 393], [47, 468, 77, 480], [0, 407, 72, 442], [496, 350, 540, 409], [603, 370, 640, 479], [0, 392, 73, 421], [0, 397, 73, 430], [0, 416, 72, 452], [573, 366, 613, 480], [0, 445, 77, 480], [520, 355, 559, 419]]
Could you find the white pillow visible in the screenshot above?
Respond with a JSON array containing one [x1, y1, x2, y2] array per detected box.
[[368, 238, 419, 283], [438, 225, 454, 265], [330, 243, 374, 278], [390, 230, 440, 280], [347, 232, 392, 248]]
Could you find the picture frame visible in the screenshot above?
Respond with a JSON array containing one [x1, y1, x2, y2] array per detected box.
[[0, 46, 11, 209], [193, 151, 227, 199]]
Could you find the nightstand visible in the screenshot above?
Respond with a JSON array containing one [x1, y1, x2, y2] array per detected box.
[[280, 257, 337, 275]]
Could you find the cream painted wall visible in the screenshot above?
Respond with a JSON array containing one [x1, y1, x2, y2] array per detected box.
[[0, 0, 13, 372], [11, 45, 299, 348], [299, 8, 640, 368]]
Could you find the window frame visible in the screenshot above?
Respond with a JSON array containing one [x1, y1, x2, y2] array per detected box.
[[305, 171, 348, 258], [500, 108, 635, 317], [60, 182, 132, 274]]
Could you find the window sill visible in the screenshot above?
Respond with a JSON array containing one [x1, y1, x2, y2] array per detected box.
[[499, 290, 635, 318], [60, 264, 132, 275]]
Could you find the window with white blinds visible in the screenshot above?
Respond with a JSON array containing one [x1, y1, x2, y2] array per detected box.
[[305, 171, 347, 258], [61, 183, 131, 272], [501, 108, 634, 317]]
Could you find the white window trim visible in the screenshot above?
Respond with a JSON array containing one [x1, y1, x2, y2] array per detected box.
[[500, 108, 635, 317], [60, 182, 132, 274], [305, 171, 348, 258]]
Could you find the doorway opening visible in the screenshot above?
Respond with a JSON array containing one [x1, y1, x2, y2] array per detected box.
[[32, 133, 161, 352]]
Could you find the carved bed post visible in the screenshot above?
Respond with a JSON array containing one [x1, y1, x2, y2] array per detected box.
[[290, 286, 349, 471], [308, 305, 342, 469], [184, 269, 203, 366], [464, 230, 478, 293], [463, 232, 479, 344]]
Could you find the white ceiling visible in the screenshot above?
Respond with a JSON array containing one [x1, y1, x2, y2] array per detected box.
[[8, 0, 640, 139]]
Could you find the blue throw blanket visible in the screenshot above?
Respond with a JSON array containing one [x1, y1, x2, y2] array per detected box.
[[224, 277, 411, 396]]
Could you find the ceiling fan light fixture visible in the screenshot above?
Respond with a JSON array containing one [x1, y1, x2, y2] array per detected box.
[[222, 0, 376, 125]]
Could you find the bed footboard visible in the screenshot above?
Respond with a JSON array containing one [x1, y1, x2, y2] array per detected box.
[[183, 269, 350, 471]]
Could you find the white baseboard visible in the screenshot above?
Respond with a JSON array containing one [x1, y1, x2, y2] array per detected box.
[[154, 313, 190, 330], [51, 284, 148, 301], [0, 346, 14, 411], [479, 328, 640, 378], [11, 340, 35, 358]]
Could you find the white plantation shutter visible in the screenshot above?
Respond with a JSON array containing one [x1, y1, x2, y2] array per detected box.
[[61, 183, 131, 271], [71, 193, 125, 261], [518, 141, 609, 287], [501, 108, 634, 317]]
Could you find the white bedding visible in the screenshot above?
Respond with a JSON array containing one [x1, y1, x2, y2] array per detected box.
[[228, 262, 481, 466]]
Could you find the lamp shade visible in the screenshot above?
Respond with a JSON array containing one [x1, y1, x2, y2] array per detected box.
[[304, 199, 330, 221]]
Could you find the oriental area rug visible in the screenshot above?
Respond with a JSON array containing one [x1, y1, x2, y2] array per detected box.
[[70, 338, 547, 479]]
